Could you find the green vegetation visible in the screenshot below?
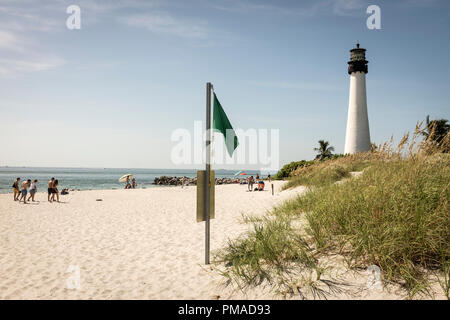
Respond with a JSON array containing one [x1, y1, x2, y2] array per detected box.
[[281, 157, 371, 190], [273, 140, 345, 181], [314, 140, 335, 160], [422, 115, 450, 153], [215, 126, 450, 299], [273, 160, 314, 179], [296, 153, 449, 296]]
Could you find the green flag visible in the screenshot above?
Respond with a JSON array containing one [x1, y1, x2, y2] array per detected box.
[[213, 93, 239, 157]]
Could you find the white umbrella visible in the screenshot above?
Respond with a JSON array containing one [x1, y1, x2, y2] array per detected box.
[[119, 174, 133, 182]]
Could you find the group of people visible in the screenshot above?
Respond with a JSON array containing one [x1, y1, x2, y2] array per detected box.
[[12, 178, 38, 203], [47, 177, 61, 202], [246, 174, 270, 192], [125, 176, 137, 189], [12, 177, 63, 203]]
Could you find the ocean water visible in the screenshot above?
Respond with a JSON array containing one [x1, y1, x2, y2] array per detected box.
[[0, 167, 264, 194]]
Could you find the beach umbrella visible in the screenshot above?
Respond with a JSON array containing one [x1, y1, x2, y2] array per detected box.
[[234, 171, 247, 176], [119, 174, 133, 182]]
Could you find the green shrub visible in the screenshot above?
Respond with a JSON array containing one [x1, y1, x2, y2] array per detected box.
[[273, 160, 314, 179]]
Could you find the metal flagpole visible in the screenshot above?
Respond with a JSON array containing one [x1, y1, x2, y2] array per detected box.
[[205, 82, 212, 265]]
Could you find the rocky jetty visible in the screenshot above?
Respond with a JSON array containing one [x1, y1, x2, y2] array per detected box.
[[152, 176, 240, 186]]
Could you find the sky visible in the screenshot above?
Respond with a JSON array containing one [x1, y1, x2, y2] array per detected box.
[[0, 0, 449, 170]]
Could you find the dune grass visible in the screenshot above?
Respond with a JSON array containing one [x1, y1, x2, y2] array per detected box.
[[296, 153, 450, 296], [215, 127, 450, 299], [281, 159, 372, 190]]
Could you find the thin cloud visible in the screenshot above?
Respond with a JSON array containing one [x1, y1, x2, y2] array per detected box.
[[0, 4, 61, 32], [119, 12, 209, 39], [249, 81, 342, 92], [0, 30, 22, 51], [0, 29, 65, 76], [402, 0, 442, 6], [211, 0, 329, 16], [211, 0, 367, 17], [332, 0, 366, 16], [0, 56, 65, 77], [0, 0, 163, 32]]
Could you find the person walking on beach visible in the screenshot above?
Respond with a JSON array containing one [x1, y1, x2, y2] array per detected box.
[[27, 179, 38, 202], [12, 177, 20, 201], [19, 179, 31, 203], [131, 178, 137, 189], [248, 176, 254, 191], [48, 178, 55, 202], [51, 179, 60, 202], [267, 174, 271, 183]]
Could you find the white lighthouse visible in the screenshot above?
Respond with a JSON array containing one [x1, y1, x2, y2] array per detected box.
[[344, 43, 371, 154]]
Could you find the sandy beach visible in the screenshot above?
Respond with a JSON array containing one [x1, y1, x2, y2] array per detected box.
[[0, 181, 446, 300], [0, 181, 302, 299]]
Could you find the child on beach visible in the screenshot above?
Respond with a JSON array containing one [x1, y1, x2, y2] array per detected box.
[[12, 177, 20, 201]]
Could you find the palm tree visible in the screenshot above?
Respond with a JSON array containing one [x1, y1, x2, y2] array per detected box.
[[314, 140, 335, 160]]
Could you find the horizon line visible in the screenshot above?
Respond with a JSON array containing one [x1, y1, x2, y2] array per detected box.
[[0, 165, 276, 172]]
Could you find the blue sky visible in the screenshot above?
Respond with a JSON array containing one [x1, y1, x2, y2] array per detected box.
[[0, 0, 449, 169]]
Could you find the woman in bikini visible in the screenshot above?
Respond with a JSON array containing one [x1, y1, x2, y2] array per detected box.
[[51, 179, 60, 202], [27, 179, 38, 202]]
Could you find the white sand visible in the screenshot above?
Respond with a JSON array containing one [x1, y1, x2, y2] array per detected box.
[[0, 182, 446, 300]]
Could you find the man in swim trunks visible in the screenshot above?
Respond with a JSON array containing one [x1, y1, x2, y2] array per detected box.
[[19, 179, 31, 204], [12, 177, 20, 201], [48, 177, 55, 202]]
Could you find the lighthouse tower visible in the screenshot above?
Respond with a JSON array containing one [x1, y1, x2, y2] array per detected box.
[[344, 43, 371, 154]]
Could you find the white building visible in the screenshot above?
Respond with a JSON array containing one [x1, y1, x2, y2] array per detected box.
[[344, 43, 371, 154]]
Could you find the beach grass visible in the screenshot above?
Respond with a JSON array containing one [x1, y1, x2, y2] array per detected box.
[[280, 159, 371, 190], [216, 210, 330, 298], [215, 126, 450, 298]]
